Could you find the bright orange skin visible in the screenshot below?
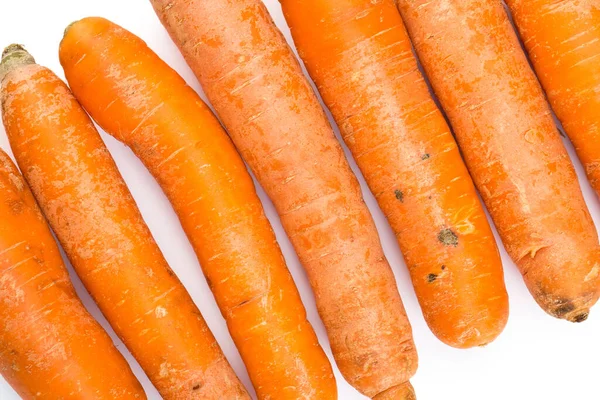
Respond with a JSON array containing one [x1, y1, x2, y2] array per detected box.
[[0, 149, 144, 400], [280, 0, 509, 348], [150, 0, 417, 397], [1, 63, 249, 399], [397, 0, 600, 321], [60, 17, 336, 400], [506, 0, 600, 196]]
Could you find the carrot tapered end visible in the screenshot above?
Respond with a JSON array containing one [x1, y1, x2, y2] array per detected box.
[[0, 44, 35, 81], [373, 381, 416, 400]]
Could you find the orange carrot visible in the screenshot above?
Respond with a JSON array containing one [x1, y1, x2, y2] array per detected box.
[[150, 0, 418, 398], [280, 0, 509, 348], [506, 0, 600, 196], [60, 17, 336, 400], [0, 45, 249, 399], [0, 148, 144, 399], [397, 0, 600, 321]]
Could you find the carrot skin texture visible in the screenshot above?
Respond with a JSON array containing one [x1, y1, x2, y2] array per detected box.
[[60, 17, 337, 400], [0, 149, 144, 400], [280, 0, 509, 348], [150, 0, 418, 397], [506, 0, 600, 197], [1, 59, 249, 399], [397, 0, 600, 321]]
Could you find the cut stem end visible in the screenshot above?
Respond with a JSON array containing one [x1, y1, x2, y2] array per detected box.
[[0, 44, 35, 82]]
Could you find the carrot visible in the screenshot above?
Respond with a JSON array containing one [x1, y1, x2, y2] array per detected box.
[[280, 0, 509, 348], [506, 0, 600, 197], [396, 0, 600, 321], [150, 0, 418, 398], [60, 17, 337, 400], [0, 148, 144, 399], [0, 45, 249, 400]]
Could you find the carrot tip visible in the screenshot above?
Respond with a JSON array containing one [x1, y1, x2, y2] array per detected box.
[[570, 311, 589, 323], [372, 381, 416, 400], [0, 44, 35, 81]]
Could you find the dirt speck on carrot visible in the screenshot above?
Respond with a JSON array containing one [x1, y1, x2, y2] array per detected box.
[[395, 189, 404, 202]]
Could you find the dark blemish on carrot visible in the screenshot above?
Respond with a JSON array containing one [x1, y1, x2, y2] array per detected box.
[[192, 384, 202, 391], [441, 265, 446, 270], [573, 312, 589, 323], [438, 228, 458, 247], [427, 273, 437, 283], [428, 195, 432, 199], [394, 189, 404, 202], [554, 301, 575, 317], [421, 153, 430, 160], [237, 299, 250, 307]]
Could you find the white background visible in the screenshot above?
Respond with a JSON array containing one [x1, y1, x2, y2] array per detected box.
[[0, 1, 599, 399]]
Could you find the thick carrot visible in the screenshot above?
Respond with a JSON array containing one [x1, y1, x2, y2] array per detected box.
[[0, 148, 144, 399], [0, 45, 249, 400], [397, 0, 600, 321], [506, 0, 600, 196], [280, 0, 509, 348], [60, 17, 336, 400], [150, 0, 418, 398]]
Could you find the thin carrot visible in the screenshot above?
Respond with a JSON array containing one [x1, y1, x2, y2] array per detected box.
[[506, 0, 600, 197], [397, 0, 600, 321], [60, 17, 337, 400], [0, 148, 144, 399], [150, 0, 418, 398], [0, 45, 249, 399], [280, 0, 509, 348]]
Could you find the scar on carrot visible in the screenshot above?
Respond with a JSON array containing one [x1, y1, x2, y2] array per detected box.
[[438, 228, 458, 247]]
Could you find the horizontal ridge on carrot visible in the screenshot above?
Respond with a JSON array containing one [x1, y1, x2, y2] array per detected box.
[[60, 16, 337, 400], [280, 0, 509, 348], [0, 146, 145, 400], [0, 45, 249, 399], [149, 0, 418, 397], [397, 0, 600, 321], [506, 0, 600, 197]]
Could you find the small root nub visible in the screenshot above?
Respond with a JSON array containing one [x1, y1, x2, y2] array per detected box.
[[572, 312, 589, 323]]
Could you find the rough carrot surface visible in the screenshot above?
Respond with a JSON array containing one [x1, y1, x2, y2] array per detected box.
[[150, 0, 418, 397], [506, 0, 600, 196], [280, 0, 509, 348], [0, 148, 144, 399], [60, 17, 336, 400], [0, 46, 249, 400], [397, 0, 600, 321]]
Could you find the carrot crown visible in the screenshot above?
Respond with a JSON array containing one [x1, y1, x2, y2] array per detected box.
[[0, 44, 35, 81]]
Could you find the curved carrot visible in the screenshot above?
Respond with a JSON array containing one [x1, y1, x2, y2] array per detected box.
[[280, 0, 509, 348], [397, 0, 600, 321], [0, 148, 144, 399], [506, 0, 600, 196], [150, 0, 418, 397], [60, 17, 336, 400], [0, 45, 249, 400]]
